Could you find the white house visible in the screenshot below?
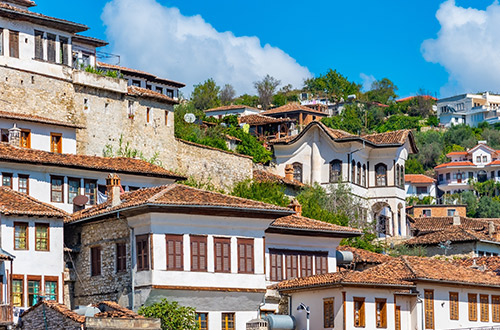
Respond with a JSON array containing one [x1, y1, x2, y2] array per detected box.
[[204, 105, 262, 119], [405, 174, 436, 202], [438, 92, 500, 127], [276, 254, 500, 330], [270, 121, 418, 237]]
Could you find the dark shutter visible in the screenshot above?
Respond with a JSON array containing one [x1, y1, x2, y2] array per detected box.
[[116, 242, 127, 272], [34, 30, 43, 60], [214, 237, 231, 273], [190, 235, 207, 272], [47, 33, 56, 63], [91, 246, 101, 276], [9, 31, 18, 58], [136, 235, 149, 271], [270, 250, 283, 281], [166, 234, 183, 270], [237, 238, 254, 274]]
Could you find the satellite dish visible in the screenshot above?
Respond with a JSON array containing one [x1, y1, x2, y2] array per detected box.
[[73, 195, 89, 206], [184, 113, 196, 123], [432, 105, 437, 111]]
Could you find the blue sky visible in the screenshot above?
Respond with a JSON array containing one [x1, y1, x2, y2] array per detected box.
[[34, 0, 499, 98]]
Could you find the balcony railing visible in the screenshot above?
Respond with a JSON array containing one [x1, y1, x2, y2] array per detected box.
[[0, 304, 13, 324]]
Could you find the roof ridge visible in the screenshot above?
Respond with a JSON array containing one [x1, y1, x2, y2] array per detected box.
[[400, 256, 418, 279], [146, 184, 177, 203]]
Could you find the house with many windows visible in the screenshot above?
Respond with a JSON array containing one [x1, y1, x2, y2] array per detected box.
[[438, 92, 500, 127], [405, 174, 436, 202]]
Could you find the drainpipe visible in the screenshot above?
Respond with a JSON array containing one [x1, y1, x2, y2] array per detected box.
[[417, 295, 424, 330], [117, 211, 135, 310]]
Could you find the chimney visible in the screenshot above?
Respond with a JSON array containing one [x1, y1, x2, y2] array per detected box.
[[453, 212, 461, 226], [106, 173, 121, 207], [8, 124, 20, 147], [285, 164, 294, 181], [288, 199, 302, 216], [489, 221, 495, 238]]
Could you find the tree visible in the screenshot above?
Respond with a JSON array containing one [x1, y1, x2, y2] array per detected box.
[[191, 78, 220, 110], [375, 114, 420, 132], [254, 75, 280, 109], [231, 180, 290, 207], [138, 299, 197, 330], [405, 158, 424, 174], [233, 94, 260, 108], [219, 84, 236, 106], [413, 130, 444, 170], [227, 127, 273, 163], [443, 125, 478, 150], [272, 84, 300, 107], [460, 191, 479, 217], [476, 196, 500, 218], [365, 78, 398, 104], [304, 69, 361, 103], [321, 105, 363, 134]]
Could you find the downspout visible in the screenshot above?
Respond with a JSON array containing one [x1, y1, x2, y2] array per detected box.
[[417, 295, 424, 330], [117, 211, 135, 310]]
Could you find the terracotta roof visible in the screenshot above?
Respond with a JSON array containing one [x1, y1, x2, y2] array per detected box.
[[98, 62, 185, 88], [488, 160, 500, 166], [405, 226, 493, 246], [446, 151, 468, 156], [21, 300, 85, 323], [205, 104, 261, 113], [0, 142, 184, 180], [337, 246, 393, 264], [360, 130, 414, 146], [7, 0, 36, 8], [435, 161, 475, 169], [268, 214, 362, 236], [69, 184, 293, 223], [128, 86, 178, 104], [253, 169, 304, 188], [262, 103, 328, 116], [0, 110, 84, 128], [0, 186, 67, 218], [410, 216, 494, 234], [277, 255, 500, 291], [240, 114, 292, 125], [404, 174, 436, 184], [94, 301, 144, 319], [453, 256, 500, 275]]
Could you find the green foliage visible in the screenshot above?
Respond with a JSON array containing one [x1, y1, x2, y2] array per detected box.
[[405, 158, 424, 174], [341, 228, 382, 253], [102, 135, 162, 166], [180, 176, 224, 193], [461, 191, 479, 217], [83, 65, 121, 78], [321, 105, 363, 134], [138, 299, 197, 330], [191, 78, 221, 110], [231, 179, 290, 207], [227, 127, 272, 163], [406, 196, 434, 205], [426, 115, 439, 127], [388, 244, 427, 257], [412, 130, 444, 170], [233, 94, 259, 108], [364, 78, 398, 104], [375, 115, 421, 133], [476, 196, 500, 218], [443, 124, 479, 150], [272, 84, 300, 107], [304, 69, 361, 102]]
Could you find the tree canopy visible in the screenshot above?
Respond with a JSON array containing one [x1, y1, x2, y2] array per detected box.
[[191, 78, 220, 110]]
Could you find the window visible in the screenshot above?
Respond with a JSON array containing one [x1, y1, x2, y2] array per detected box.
[[269, 250, 283, 281], [68, 178, 80, 204], [59, 37, 69, 65], [136, 235, 150, 271], [18, 174, 29, 194], [146, 84, 152, 90], [329, 160, 342, 183], [1, 129, 8, 142], [357, 162, 361, 185], [91, 246, 101, 276], [156, 86, 163, 94], [51, 176, 64, 203], [470, 172, 474, 180], [9, 30, 19, 58], [146, 108, 151, 123], [2, 172, 12, 188], [44, 277, 57, 301], [323, 298, 334, 328], [351, 160, 356, 183], [353, 297, 365, 327], [191, 235, 207, 272], [362, 164, 367, 187], [167, 89, 174, 98], [493, 171, 496, 179], [492, 295, 500, 322], [477, 156, 481, 162], [50, 133, 62, 153], [84, 179, 97, 205], [480, 294, 489, 322], [447, 209, 456, 217], [237, 238, 254, 273], [165, 111, 169, 125], [196, 313, 208, 330], [375, 163, 387, 186], [396, 164, 400, 188], [214, 237, 231, 273], [14, 222, 28, 250], [395, 306, 401, 330], [12, 277, 23, 307], [27, 278, 40, 306], [131, 80, 141, 87], [34, 30, 44, 60], [450, 292, 459, 320], [469, 293, 478, 321], [446, 173, 451, 181], [221, 313, 234, 330], [35, 223, 49, 251], [285, 253, 298, 279], [400, 165, 405, 187], [166, 234, 183, 270], [300, 254, 313, 277], [375, 298, 387, 328], [483, 155, 488, 162], [416, 187, 427, 194], [292, 162, 302, 183], [424, 290, 434, 329], [315, 254, 328, 274], [422, 209, 431, 217], [47, 33, 56, 62], [116, 242, 127, 273]]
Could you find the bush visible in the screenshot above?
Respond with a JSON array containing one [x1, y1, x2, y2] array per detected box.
[[138, 299, 197, 330], [231, 179, 290, 207]]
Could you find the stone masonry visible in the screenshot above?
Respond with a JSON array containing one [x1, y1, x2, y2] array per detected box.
[[20, 304, 82, 330]]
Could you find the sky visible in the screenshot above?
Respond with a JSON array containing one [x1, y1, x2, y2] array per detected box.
[[33, 0, 499, 98]]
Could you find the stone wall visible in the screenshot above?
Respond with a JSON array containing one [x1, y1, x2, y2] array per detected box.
[[85, 317, 161, 330], [65, 218, 132, 307], [425, 242, 476, 258], [20, 305, 82, 330], [176, 139, 253, 192]]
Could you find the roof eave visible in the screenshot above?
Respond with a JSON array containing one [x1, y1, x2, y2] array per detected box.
[[0, 7, 88, 33], [266, 226, 362, 238], [414, 278, 500, 288]]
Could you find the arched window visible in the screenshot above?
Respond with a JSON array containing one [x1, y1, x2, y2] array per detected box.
[[292, 162, 303, 183], [400, 165, 405, 187], [351, 160, 356, 183], [478, 170, 487, 183], [357, 162, 361, 185], [396, 165, 400, 188], [362, 164, 367, 187], [375, 163, 388, 186], [329, 160, 342, 183]]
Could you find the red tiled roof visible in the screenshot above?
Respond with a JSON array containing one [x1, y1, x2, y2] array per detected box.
[[127, 86, 178, 104], [252, 169, 304, 188], [98, 62, 185, 88], [0, 142, 185, 180], [404, 174, 436, 184], [435, 161, 475, 169], [446, 151, 468, 156], [488, 160, 500, 166], [337, 246, 393, 264], [21, 300, 86, 323], [0, 186, 67, 218], [0, 110, 84, 128], [261, 103, 328, 116], [94, 301, 144, 319], [410, 216, 491, 234], [268, 214, 362, 236], [240, 114, 292, 125], [8, 0, 36, 8], [453, 256, 500, 274], [69, 184, 293, 223], [205, 104, 261, 113], [405, 226, 492, 246]]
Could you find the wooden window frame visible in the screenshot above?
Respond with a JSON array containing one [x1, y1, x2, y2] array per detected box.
[[300, 254, 313, 277], [285, 253, 298, 280], [492, 295, 500, 323], [90, 246, 102, 276], [329, 159, 342, 183], [221, 312, 235, 330], [20, 129, 30, 148], [35, 223, 49, 251], [214, 237, 231, 273], [269, 250, 283, 281], [136, 235, 150, 272], [323, 298, 334, 328], [18, 174, 29, 195], [44, 276, 58, 302], [27, 275, 41, 307], [12, 274, 24, 307], [116, 242, 127, 273], [353, 297, 365, 328], [190, 235, 207, 272], [424, 289, 434, 329], [146, 108, 151, 123], [292, 162, 303, 183], [315, 254, 328, 275], [84, 179, 97, 205], [9, 30, 19, 58], [395, 305, 401, 330], [375, 298, 387, 328], [469, 293, 478, 321], [14, 222, 28, 250], [50, 133, 62, 153], [166, 234, 183, 271], [50, 175, 64, 203], [196, 312, 208, 330], [67, 177, 81, 204], [480, 294, 489, 322], [237, 238, 254, 274], [375, 163, 388, 187], [449, 292, 459, 320], [2, 172, 12, 188]]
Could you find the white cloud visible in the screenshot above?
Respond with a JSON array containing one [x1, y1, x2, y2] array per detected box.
[[101, 0, 311, 96], [360, 73, 376, 92], [421, 0, 500, 97]]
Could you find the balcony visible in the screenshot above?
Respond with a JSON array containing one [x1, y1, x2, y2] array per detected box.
[[72, 70, 128, 94]]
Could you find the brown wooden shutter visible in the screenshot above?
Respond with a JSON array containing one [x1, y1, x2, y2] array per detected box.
[[285, 254, 298, 279], [34, 30, 43, 60], [47, 33, 56, 63], [492, 295, 500, 322], [116, 242, 127, 272], [300, 254, 313, 277], [91, 246, 101, 276], [315, 254, 328, 274], [469, 293, 478, 321], [449, 292, 459, 320], [269, 250, 283, 281], [323, 299, 334, 328], [237, 238, 254, 274], [424, 290, 434, 329], [375, 299, 387, 328], [480, 294, 489, 322], [190, 235, 207, 272], [395, 306, 401, 330], [214, 237, 231, 273], [136, 235, 149, 271], [9, 31, 18, 58], [166, 234, 183, 270]]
